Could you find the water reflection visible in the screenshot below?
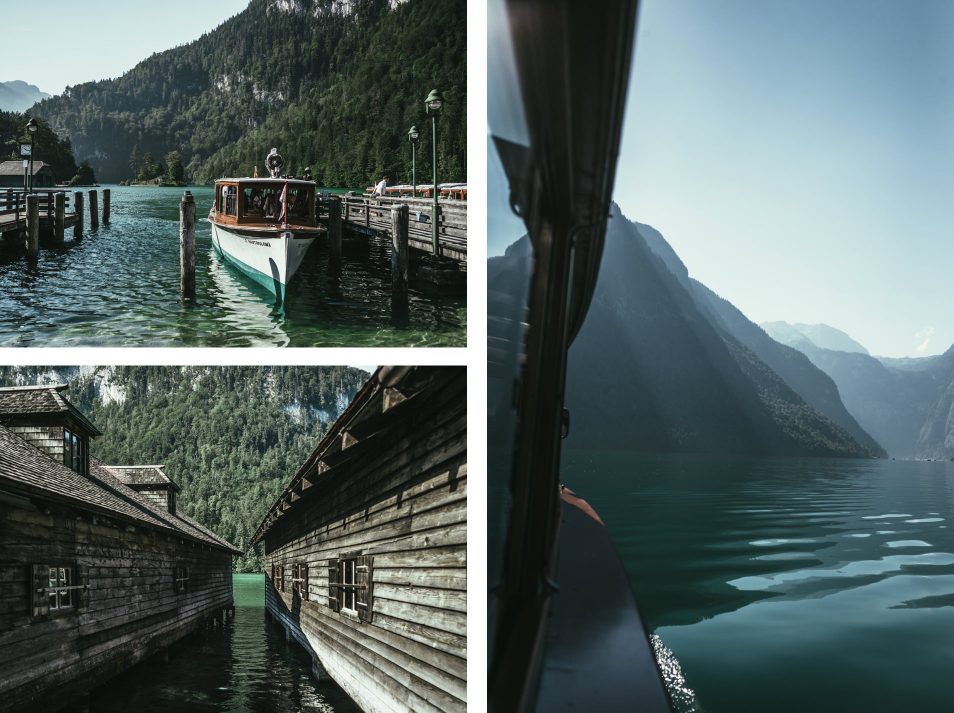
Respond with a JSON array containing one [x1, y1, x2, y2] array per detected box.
[[562, 452, 954, 712], [0, 186, 464, 346], [88, 575, 358, 713]]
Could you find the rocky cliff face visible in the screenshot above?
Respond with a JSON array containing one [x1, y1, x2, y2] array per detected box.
[[549, 205, 881, 458]]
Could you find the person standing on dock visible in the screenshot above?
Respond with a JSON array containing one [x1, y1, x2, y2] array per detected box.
[[372, 175, 389, 197]]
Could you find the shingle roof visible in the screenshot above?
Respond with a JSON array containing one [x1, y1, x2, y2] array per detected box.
[[90, 459, 239, 553], [0, 384, 102, 436], [0, 424, 239, 555], [0, 160, 52, 176], [106, 465, 179, 490]]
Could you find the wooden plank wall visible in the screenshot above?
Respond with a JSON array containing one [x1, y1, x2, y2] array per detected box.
[[7, 425, 63, 462], [0, 499, 233, 711], [264, 370, 466, 713]]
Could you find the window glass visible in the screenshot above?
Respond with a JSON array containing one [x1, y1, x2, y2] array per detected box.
[[243, 186, 281, 221]]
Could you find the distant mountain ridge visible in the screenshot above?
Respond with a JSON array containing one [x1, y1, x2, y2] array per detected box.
[[764, 333, 954, 459], [762, 321, 870, 355], [0, 81, 50, 112], [510, 204, 883, 458]]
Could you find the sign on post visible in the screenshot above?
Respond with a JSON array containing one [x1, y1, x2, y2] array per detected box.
[[20, 145, 31, 157]]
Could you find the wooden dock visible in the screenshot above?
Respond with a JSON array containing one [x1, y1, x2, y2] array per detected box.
[[0, 189, 81, 237], [319, 194, 467, 263]]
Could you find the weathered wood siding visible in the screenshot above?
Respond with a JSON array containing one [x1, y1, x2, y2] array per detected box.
[[0, 499, 233, 712], [264, 370, 466, 713], [7, 425, 63, 462]]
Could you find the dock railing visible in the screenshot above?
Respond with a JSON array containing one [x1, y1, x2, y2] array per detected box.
[[317, 194, 467, 262]]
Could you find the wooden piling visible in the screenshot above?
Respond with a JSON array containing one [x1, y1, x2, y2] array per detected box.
[[54, 192, 65, 244], [391, 204, 409, 307], [25, 194, 39, 258], [74, 191, 84, 239], [329, 196, 342, 263], [89, 190, 99, 230], [102, 188, 111, 225], [365, 199, 371, 229], [180, 191, 196, 300]]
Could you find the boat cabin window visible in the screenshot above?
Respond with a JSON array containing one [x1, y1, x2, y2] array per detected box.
[[217, 185, 238, 217], [63, 428, 88, 476], [242, 183, 312, 224]]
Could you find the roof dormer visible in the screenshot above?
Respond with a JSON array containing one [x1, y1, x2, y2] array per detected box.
[[106, 465, 181, 515], [0, 384, 101, 477]]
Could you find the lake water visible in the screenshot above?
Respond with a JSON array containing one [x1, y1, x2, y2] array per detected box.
[[561, 452, 954, 713], [86, 574, 359, 712], [0, 186, 465, 347]]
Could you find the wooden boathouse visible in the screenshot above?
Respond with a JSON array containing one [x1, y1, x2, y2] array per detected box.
[[252, 366, 466, 713], [0, 384, 240, 712]]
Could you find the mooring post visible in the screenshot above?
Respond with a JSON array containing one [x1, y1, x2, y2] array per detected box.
[[344, 197, 350, 223], [25, 193, 39, 258], [74, 191, 84, 239], [391, 204, 409, 308], [89, 190, 99, 230], [365, 198, 371, 229], [329, 196, 343, 264], [180, 191, 196, 300], [53, 192, 65, 244], [102, 188, 111, 225]]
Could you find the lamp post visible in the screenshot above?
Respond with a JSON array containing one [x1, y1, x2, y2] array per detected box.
[[424, 89, 443, 255], [26, 118, 38, 194], [408, 125, 419, 198]]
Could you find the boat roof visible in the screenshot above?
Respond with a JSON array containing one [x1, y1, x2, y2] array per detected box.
[[215, 177, 317, 187]]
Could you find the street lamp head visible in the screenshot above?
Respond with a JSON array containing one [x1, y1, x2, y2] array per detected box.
[[408, 125, 420, 143], [26, 118, 38, 135], [424, 89, 444, 114]]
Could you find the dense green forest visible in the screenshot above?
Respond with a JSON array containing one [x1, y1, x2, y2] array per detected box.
[[0, 365, 369, 571], [0, 110, 79, 183], [32, 0, 466, 187]]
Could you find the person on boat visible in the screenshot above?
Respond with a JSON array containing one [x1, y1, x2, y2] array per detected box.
[[264, 190, 277, 219], [372, 175, 389, 197]]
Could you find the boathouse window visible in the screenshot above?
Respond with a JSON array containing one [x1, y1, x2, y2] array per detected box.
[[174, 565, 189, 593], [31, 564, 84, 618], [292, 563, 308, 598], [62, 428, 88, 476], [327, 555, 373, 622]]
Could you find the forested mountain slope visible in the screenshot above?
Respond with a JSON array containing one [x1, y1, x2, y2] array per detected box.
[[32, 0, 465, 186], [0, 365, 368, 570]]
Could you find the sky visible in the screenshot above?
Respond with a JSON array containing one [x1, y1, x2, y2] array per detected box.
[[613, 0, 954, 358], [0, 0, 250, 95]]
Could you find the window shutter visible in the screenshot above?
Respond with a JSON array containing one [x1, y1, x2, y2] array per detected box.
[[356, 555, 374, 623], [76, 564, 89, 610], [327, 558, 339, 611], [31, 564, 49, 618]]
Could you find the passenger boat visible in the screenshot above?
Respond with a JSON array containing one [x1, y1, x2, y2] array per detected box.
[[209, 149, 324, 303]]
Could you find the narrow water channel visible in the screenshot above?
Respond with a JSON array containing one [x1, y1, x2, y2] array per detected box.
[[86, 574, 359, 712]]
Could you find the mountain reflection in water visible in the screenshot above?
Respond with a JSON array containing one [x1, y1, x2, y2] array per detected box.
[[562, 452, 954, 713]]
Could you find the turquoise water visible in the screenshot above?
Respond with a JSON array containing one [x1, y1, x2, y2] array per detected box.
[[562, 452, 954, 713], [0, 185, 465, 346], [88, 574, 359, 712]]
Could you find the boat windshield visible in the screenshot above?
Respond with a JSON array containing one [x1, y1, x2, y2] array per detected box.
[[241, 183, 312, 224]]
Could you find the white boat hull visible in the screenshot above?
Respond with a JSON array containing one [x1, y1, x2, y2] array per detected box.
[[210, 222, 316, 301]]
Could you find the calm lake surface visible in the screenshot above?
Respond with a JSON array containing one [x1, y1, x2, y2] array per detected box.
[[0, 185, 465, 347], [87, 574, 358, 712], [562, 452, 954, 713]]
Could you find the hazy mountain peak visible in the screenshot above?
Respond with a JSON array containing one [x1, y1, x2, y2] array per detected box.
[[0, 80, 50, 112], [762, 321, 869, 355]]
